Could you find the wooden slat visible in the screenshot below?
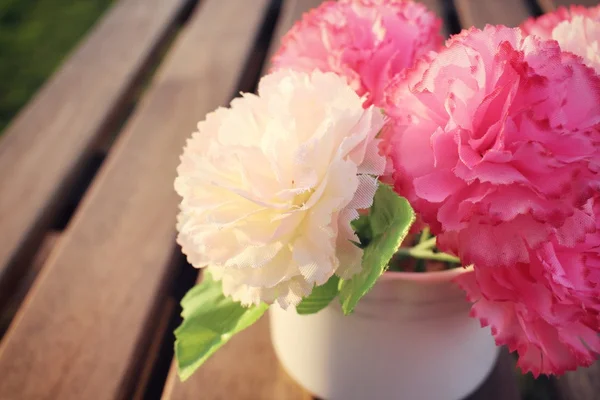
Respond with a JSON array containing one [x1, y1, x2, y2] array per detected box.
[[162, 316, 312, 400], [544, 0, 599, 9], [466, 349, 520, 400], [418, 0, 449, 36], [536, 0, 557, 12], [131, 298, 176, 400], [264, 0, 327, 65], [557, 362, 600, 400], [0, 0, 191, 302], [0, 232, 60, 335], [160, 2, 323, 398], [455, 0, 532, 28], [0, 1, 270, 399], [418, 0, 444, 16]]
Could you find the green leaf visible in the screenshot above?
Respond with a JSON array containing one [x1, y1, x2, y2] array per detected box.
[[296, 275, 340, 315], [175, 273, 268, 381], [338, 183, 415, 315]]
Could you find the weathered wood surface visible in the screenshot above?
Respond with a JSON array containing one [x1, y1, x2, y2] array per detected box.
[[455, 0, 531, 28], [162, 315, 312, 400], [537, 0, 599, 13], [547, 0, 599, 7], [466, 350, 520, 400], [0, 0, 269, 399], [415, 0, 448, 35], [0, 232, 60, 335], [1, 0, 599, 399], [131, 298, 176, 400], [0, 0, 193, 306], [264, 0, 328, 65], [557, 362, 600, 400]]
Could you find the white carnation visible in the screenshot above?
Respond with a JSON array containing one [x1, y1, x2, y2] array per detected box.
[[175, 70, 385, 308]]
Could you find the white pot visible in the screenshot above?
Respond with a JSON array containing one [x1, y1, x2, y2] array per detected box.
[[269, 267, 500, 400]]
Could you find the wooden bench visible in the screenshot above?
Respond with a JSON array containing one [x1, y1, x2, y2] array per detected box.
[[0, 0, 598, 399]]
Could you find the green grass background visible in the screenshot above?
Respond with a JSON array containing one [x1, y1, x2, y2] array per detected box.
[[0, 0, 114, 133]]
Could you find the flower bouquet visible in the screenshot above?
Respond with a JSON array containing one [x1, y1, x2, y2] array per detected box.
[[172, 1, 600, 399]]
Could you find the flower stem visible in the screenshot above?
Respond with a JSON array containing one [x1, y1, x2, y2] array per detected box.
[[414, 236, 436, 250], [396, 247, 461, 264], [418, 227, 430, 244]]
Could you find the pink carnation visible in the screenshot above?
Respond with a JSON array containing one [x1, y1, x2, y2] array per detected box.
[[521, 4, 600, 39], [271, 0, 443, 107], [455, 199, 600, 376], [383, 25, 600, 374], [384, 25, 600, 268]]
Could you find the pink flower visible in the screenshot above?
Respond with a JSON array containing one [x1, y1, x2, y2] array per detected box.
[[384, 25, 600, 268], [271, 0, 443, 107], [521, 4, 600, 39], [521, 5, 600, 73], [455, 200, 600, 376], [383, 25, 600, 374]]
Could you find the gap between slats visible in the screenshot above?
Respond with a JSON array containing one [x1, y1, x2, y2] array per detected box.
[[54, 2, 200, 231], [439, 0, 463, 35], [130, 1, 285, 398], [0, 232, 60, 335]]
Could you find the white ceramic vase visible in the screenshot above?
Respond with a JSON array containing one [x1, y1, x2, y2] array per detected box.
[[269, 267, 500, 400]]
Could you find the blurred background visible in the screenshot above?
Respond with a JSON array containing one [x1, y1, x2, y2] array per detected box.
[[0, 0, 113, 133]]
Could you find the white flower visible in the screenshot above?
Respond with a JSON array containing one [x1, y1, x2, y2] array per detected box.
[[552, 16, 600, 73], [175, 70, 385, 308]]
